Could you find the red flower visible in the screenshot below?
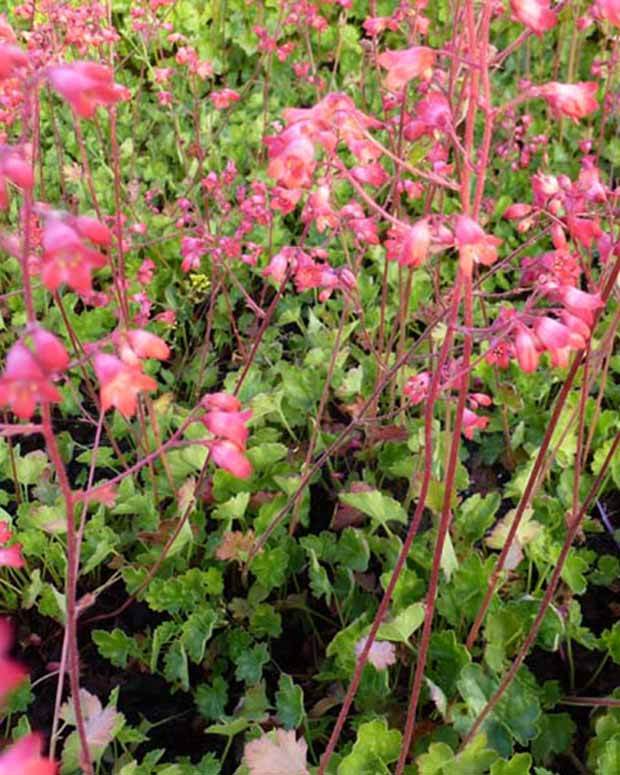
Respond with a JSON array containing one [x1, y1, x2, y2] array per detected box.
[[541, 82, 598, 121], [377, 46, 435, 91], [47, 61, 127, 118], [94, 353, 157, 418]]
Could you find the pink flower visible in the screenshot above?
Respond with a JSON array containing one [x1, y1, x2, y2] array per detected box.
[[117, 329, 170, 365], [41, 218, 107, 294], [511, 0, 558, 34], [72, 215, 112, 245], [47, 62, 127, 118], [454, 216, 502, 275], [592, 0, 620, 26], [462, 408, 489, 439], [266, 126, 316, 190], [210, 89, 240, 109], [0, 732, 57, 775], [0, 619, 27, 703], [533, 316, 570, 350], [204, 408, 252, 448], [0, 147, 33, 208], [201, 392, 242, 412], [514, 328, 540, 372], [0, 342, 63, 419], [377, 46, 435, 91], [209, 439, 253, 479], [485, 341, 514, 369], [94, 353, 157, 418], [386, 219, 431, 268], [0, 544, 24, 568], [541, 82, 598, 121], [244, 729, 308, 775], [355, 637, 397, 670], [503, 203, 533, 220], [404, 372, 431, 404], [0, 43, 28, 80]]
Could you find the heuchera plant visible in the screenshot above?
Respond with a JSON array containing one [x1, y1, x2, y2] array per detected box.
[[0, 0, 619, 773]]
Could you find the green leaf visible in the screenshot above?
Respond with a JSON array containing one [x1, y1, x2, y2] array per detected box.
[[457, 664, 541, 749], [337, 719, 402, 774], [337, 528, 370, 572], [164, 641, 189, 690], [417, 734, 497, 774], [249, 604, 282, 638], [250, 546, 289, 590], [490, 753, 533, 775], [532, 714, 575, 764], [308, 548, 333, 605], [275, 674, 304, 729], [376, 603, 425, 643], [196, 676, 228, 721], [92, 629, 139, 669], [182, 607, 218, 663], [339, 489, 407, 529], [455, 493, 501, 542], [602, 622, 620, 664], [234, 643, 269, 684]]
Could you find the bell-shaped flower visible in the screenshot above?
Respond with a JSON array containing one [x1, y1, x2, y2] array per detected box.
[[47, 61, 127, 118], [116, 330, 170, 366], [0, 341, 63, 419], [209, 439, 253, 479], [462, 407, 489, 439], [41, 219, 107, 295], [377, 46, 435, 91], [592, 0, 620, 26], [0, 146, 34, 209], [511, 0, 558, 34], [540, 82, 598, 121], [455, 216, 501, 276], [0, 732, 57, 775], [203, 408, 252, 448], [94, 353, 157, 419], [0, 43, 28, 80], [514, 327, 540, 372], [386, 219, 431, 268], [0, 619, 27, 704]]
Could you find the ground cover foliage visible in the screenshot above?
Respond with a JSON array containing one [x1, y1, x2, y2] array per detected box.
[[0, 0, 619, 772]]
